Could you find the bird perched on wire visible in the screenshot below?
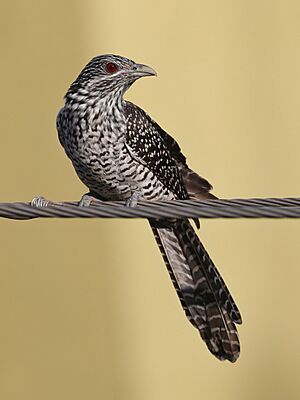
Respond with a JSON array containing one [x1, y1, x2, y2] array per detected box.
[[57, 54, 242, 362]]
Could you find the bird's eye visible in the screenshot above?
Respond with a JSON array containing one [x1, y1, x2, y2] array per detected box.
[[105, 62, 119, 74]]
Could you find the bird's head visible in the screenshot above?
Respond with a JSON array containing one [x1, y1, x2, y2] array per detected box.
[[68, 54, 156, 99]]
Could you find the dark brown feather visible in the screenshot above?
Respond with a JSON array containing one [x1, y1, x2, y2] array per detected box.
[[150, 219, 240, 362]]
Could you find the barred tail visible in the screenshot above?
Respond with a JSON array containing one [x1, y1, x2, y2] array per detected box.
[[149, 219, 241, 362]]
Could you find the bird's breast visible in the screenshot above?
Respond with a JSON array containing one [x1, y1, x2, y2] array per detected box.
[[57, 102, 175, 201]]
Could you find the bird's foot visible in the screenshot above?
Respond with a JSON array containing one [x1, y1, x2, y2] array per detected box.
[[79, 193, 98, 207], [126, 191, 142, 208], [31, 196, 55, 207]]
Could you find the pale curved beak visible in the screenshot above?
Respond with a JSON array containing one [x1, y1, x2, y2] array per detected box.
[[132, 63, 157, 77]]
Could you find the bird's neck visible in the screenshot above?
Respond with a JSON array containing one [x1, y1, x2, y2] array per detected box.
[[65, 84, 126, 123]]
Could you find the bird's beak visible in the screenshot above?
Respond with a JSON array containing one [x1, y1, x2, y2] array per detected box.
[[132, 63, 157, 78]]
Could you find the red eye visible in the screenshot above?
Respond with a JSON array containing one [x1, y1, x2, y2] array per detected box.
[[105, 62, 119, 74]]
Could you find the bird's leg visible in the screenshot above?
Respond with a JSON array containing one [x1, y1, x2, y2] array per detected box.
[[78, 192, 99, 207], [126, 190, 142, 208]]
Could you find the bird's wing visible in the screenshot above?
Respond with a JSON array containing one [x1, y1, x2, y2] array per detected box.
[[125, 101, 188, 200], [125, 101, 216, 200]]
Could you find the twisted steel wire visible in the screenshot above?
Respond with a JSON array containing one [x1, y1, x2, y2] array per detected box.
[[1, 197, 300, 220]]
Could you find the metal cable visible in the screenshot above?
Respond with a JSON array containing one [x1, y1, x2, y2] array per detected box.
[[1, 197, 300, 220]]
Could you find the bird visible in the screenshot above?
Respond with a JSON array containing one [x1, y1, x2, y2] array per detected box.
[[56, 54, 242, 362]]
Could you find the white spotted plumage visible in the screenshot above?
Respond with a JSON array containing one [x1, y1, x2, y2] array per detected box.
[[57, 54, 242, 362]]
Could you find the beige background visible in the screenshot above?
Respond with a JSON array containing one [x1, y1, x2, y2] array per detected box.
[[1, 1, 300, 399]]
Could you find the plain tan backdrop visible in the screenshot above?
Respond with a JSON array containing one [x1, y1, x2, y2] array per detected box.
[[1, 1, 300, 399]]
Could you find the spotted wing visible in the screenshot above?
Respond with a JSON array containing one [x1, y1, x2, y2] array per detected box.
[[125, 102, 216, 200], [125, 101, 188, 200]]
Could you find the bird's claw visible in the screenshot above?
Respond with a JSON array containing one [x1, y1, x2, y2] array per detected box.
[[79, 193, 97, 207], [31, 196, 54, 207], [126, 191, 142, 208]]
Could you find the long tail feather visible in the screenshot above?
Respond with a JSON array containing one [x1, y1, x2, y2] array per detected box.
[[149, 219, 241, 362]]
